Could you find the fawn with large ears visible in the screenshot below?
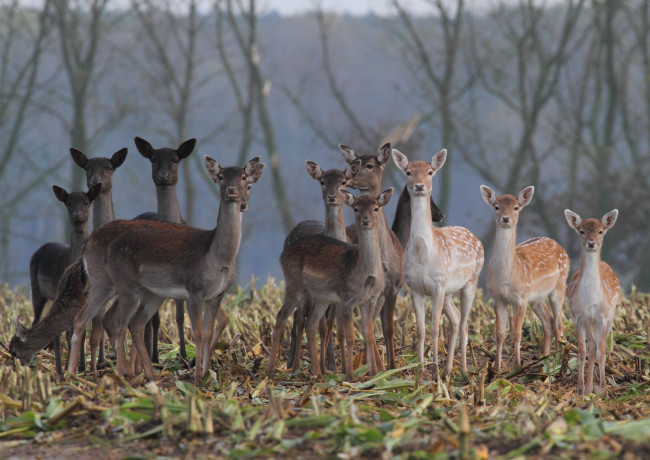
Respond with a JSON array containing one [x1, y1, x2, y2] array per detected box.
[[564, 208, 620, 396], [480, 185, 569, 371], [393, 148, 484, 381]]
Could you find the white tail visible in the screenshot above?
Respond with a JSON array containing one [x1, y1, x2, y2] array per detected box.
[[393, 148, 484, 380], [565, 209, 620, 396], [480, 185, 569, 371]]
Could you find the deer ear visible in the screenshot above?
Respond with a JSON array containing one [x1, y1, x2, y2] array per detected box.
[[480, 185, 497, 206], [431, 149, 447, 173], [247, 162, 265, 184], [52, 185, 68, 203], [345, 159, 361, 180], [134, 137, 154, 159], [392, 149, 409, 173], [177, 138, 196, 159], [378, 142, 391, 165], [378, 187, 394, 207], [340, 188, 355, 207], [564, 209, 582, 232], [204, 155, 222, 183], [110, 148, 128, 168], [305, 160, 322, 180], [517, 186, 535, 208], [601, 209, 618, 231], [339, 144, 358, 164], [87, 183, 103, 201], [69, 148, 88, 168], [244, 156, 262, 176], [13, 318, 28, 341]]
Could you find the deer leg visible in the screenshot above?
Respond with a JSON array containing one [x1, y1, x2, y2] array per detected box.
[[97, 331, 106, 365], [318, 315, 328, 375], [144, 318, 153, 359], [89, 315, 105, 377], [336, 307, 349, 379], [530, 301, 553, 356], [381, 290, 397, 370], [209, 306, 229, 356], [430, 289, 446, 381], [186, 294, 205, 386], [442, 295, 460, 379], [512, 300, 528, 367], [586, 332, 596, 395], [494, 300, 508, 371], [290, 299, 309, 371], [53, 333, 63, 376], [200, 295, 224, 377], [324, 305, 337, 372], [78, 329, 87, 373], [175, 299, 187, 359], [150, 312, 160, 363], [576, 324, 586, 396], [128, 300, 162, 382], [549, 287, 565, 343], [597, 326, 608, 393], [458, 283, 476, 374], [410, 290, 427, 364], [266, 289, 301, 375], [360, 300, 381, 377], [305, 301, 329, 378]]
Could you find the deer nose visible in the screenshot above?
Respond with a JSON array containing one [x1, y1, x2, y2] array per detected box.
[[89, 177, 100, 187], [501, 216, 511, 224], [327, 195, 337, 203], [415, 184, 425, 192], [587, 241, 596, 249], [226, 186, 237, 194], [361, 217, 370, 226]]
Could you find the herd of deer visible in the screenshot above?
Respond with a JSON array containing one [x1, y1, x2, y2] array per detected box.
[[7, 139, 620, 396]]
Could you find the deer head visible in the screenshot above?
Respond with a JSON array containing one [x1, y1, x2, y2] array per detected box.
[[70, 147, 128, 193], [204, 156, 265, 209], [392, 148, 447, 196], [339, 143, 391, 192], [134, 137, 196, 186], [480, 185, 534, 229], [52, 184, 102, 224], [565, 209, 618, 252], [341, 188, 394, 230], [305, 159, 361, 206]]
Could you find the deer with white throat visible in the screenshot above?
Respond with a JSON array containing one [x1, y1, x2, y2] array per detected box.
[[564, 209, 619, 396]]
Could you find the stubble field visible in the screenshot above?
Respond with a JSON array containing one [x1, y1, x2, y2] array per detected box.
[[1, 279, 650, 459]]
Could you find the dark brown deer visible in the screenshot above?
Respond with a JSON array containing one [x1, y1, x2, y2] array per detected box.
[[11, 260, 90, 368], [284, 159, 361, 372], [70, 147, 127, 365], [27, 184, 101, 374], [131, 137, 225, 363], [267, 189, 393, 381], [65, 157, 264, 384]]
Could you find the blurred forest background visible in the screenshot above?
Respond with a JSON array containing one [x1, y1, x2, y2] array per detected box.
[[1, 0, 648, 291]]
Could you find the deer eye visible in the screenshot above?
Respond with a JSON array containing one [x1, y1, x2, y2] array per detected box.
[[374, 207, 379, 212], [341, 180, 347, 185], [580, 230, 585, 235], [218, 175, 224, 181], [428, 170, 433, 175], [105, 165, 113, 171], [365, 164, 373, 169], [320, 180, 325, 185], [514, 206, 519, 211], [172, 158, 179, 164], [599, 230, 603, 234], [494, 205, 499, 211], [354, 208, 359, 213], [247, 185, 252, 190], [406, 171, 411, 176]]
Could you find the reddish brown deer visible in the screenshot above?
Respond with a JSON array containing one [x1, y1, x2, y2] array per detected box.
[[480, 185, 569, 371], [267, 189, 393, 381], [393, 148, 484, 380], [338, 143, 403, 371], [11, 260, 89, 368], [564, 209, 620, 395], [70, 147, 127, 365], [131, 137, 226, 363], [66, 157, 264, 384], [284, 159, 361, 372], [27, 184, 100, 374]]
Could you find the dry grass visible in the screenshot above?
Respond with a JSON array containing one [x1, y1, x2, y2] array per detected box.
[[1, 279, 650, 459]]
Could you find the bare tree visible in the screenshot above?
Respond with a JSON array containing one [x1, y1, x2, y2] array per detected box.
[[0, 1, 54, 281], [215, 0, 294, 232]]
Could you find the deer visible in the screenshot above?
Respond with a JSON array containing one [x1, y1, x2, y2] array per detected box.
[[131, 137, 226, 364], [480, 185, 569, 371], [283, 159, 361, 373], [27, 184, 101, 374], [267, 188, 393, 381], [393, 148, 484, 381], [564, 209, 620, 396], [11, 260, 90, 369], [64, 156, 264, 385], [70, 146, 127, 366]]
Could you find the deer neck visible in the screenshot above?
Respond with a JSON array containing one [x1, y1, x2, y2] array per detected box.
[[69, 221, 89, 261], [209, 200, 242, 269], [355, 226, 383, 280], [391, 186, 411, 249], [578, 249, 602, 288], [360, 185, 392, 251], [410, 194, 435, 248], [490, 225, 520, 280], [92, 191, 115, 230], [156, 184, 182, 224], [324, 204, 346, 240]]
